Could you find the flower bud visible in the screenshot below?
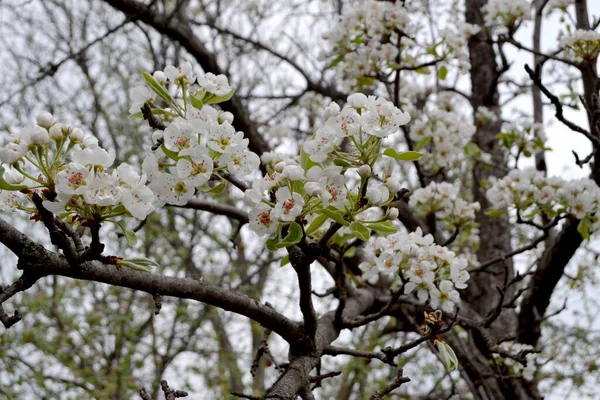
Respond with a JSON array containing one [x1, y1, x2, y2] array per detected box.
[[386, 177, 402, 194], [387, 207, 399, 219], [347, 93, 368, 109], [435, 340, 458, 371], [24, 126, 50, 145], [304, 182, 321, 196], [49, 123, 64, 140], [358, 164, 371, 178], [274, 162, 285, 172], [82, 135, 99, 148], [70, 127, 85, 142], [220, 111, 234, 124], [36, 111, 54, 127], [283, 165, 304, 181], [3, 169, 24, 184], [153, 71, 167, 84]]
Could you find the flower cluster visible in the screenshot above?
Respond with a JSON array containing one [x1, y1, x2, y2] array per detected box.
[[409, 182, 480, 230], [492, 342, 538, 381], [559, 29, 600, 62], [359, 228, 469, 313], [409, 109, 476, 170], [244, 93, 413, 246], [487, 168, 600, 237], [439, 23, 481, 72], [0, 113, 154, 228], [482, 0, 530, 30], [137, 63, 260, 207], [496, 120, 548, 159], [321, 1, 411, 87], [546, 0, 574, 14]]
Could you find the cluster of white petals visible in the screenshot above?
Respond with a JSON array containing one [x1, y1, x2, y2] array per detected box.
[[482, 0, 530, 30], [496, 120, 547, 158], [409, 109, 476, 170], [359, 228, 469, 313], [559, 29, 600, 62], [487, 169, 600, 232], [493, 342, 538, 381], [0, 113, 154, 221], [140, 64, 258, 207], [304, 93, 410, 163], [410, 182, 480, 229]]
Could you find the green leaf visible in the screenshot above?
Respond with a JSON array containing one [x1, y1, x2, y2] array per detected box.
[[437, 65, 448, 80], [161, 142, 180, 161], [280, 254, 290, 267], [321, 207, 349, 226], [415, 67, 431, 75], [356, 76, 377, 87], [306, 214, 329, 235], [117, 260, 151, 272], [116, 221, 137, 246], [383, 148, 424, 161], [0, 165, 28, 191], [333, 158, 351, 168], [203, 88, 236, 105], [143, 72, 173, 106], [329, 54, 346, 68], [464, 142, 482, 158], [205, 182, 227, 195], [577, 219, 591, 240], [485, 208, 507, 218], [364, 221, 398, 235], [279, 222, 303, 247], [349, 221, 370, 241], [122, 257, 160, 268], [266, 235, 280, 252], [414, 136, 431, 151], [426, 42, 441, 56]]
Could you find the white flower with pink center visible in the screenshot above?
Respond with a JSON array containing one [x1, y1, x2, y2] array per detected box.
[[220, 143, 260, 176], [163, 121, 195, 153], [208, 122, 244, 153], [274, 187, 304, 222], [121, 185, 155, 219], [84, 172, 122, 206], [177, 145, 213, 186], [197, 72, 233, 96], [57, 163, 90, 195], [249, 203, 278, 236]]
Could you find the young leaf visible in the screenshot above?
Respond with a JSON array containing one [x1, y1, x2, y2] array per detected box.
[[464, 142, 482, 158], [280, 254, 290, 267], [143, 72, 173, 106], [485, 208, 507, 218], [116, 221, 138, 246], [364, 221, 398, 235], [203, 88, 236, 105], [306, 214, 329, 235], [383, 148, 423, 161], [577, 219, 591, 240], [414, 136, 431, 151], [437, 65, 448, 80], [349, 221, 370, 241], [321, 207, 349, 226], [279, 222, 303, 247]]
